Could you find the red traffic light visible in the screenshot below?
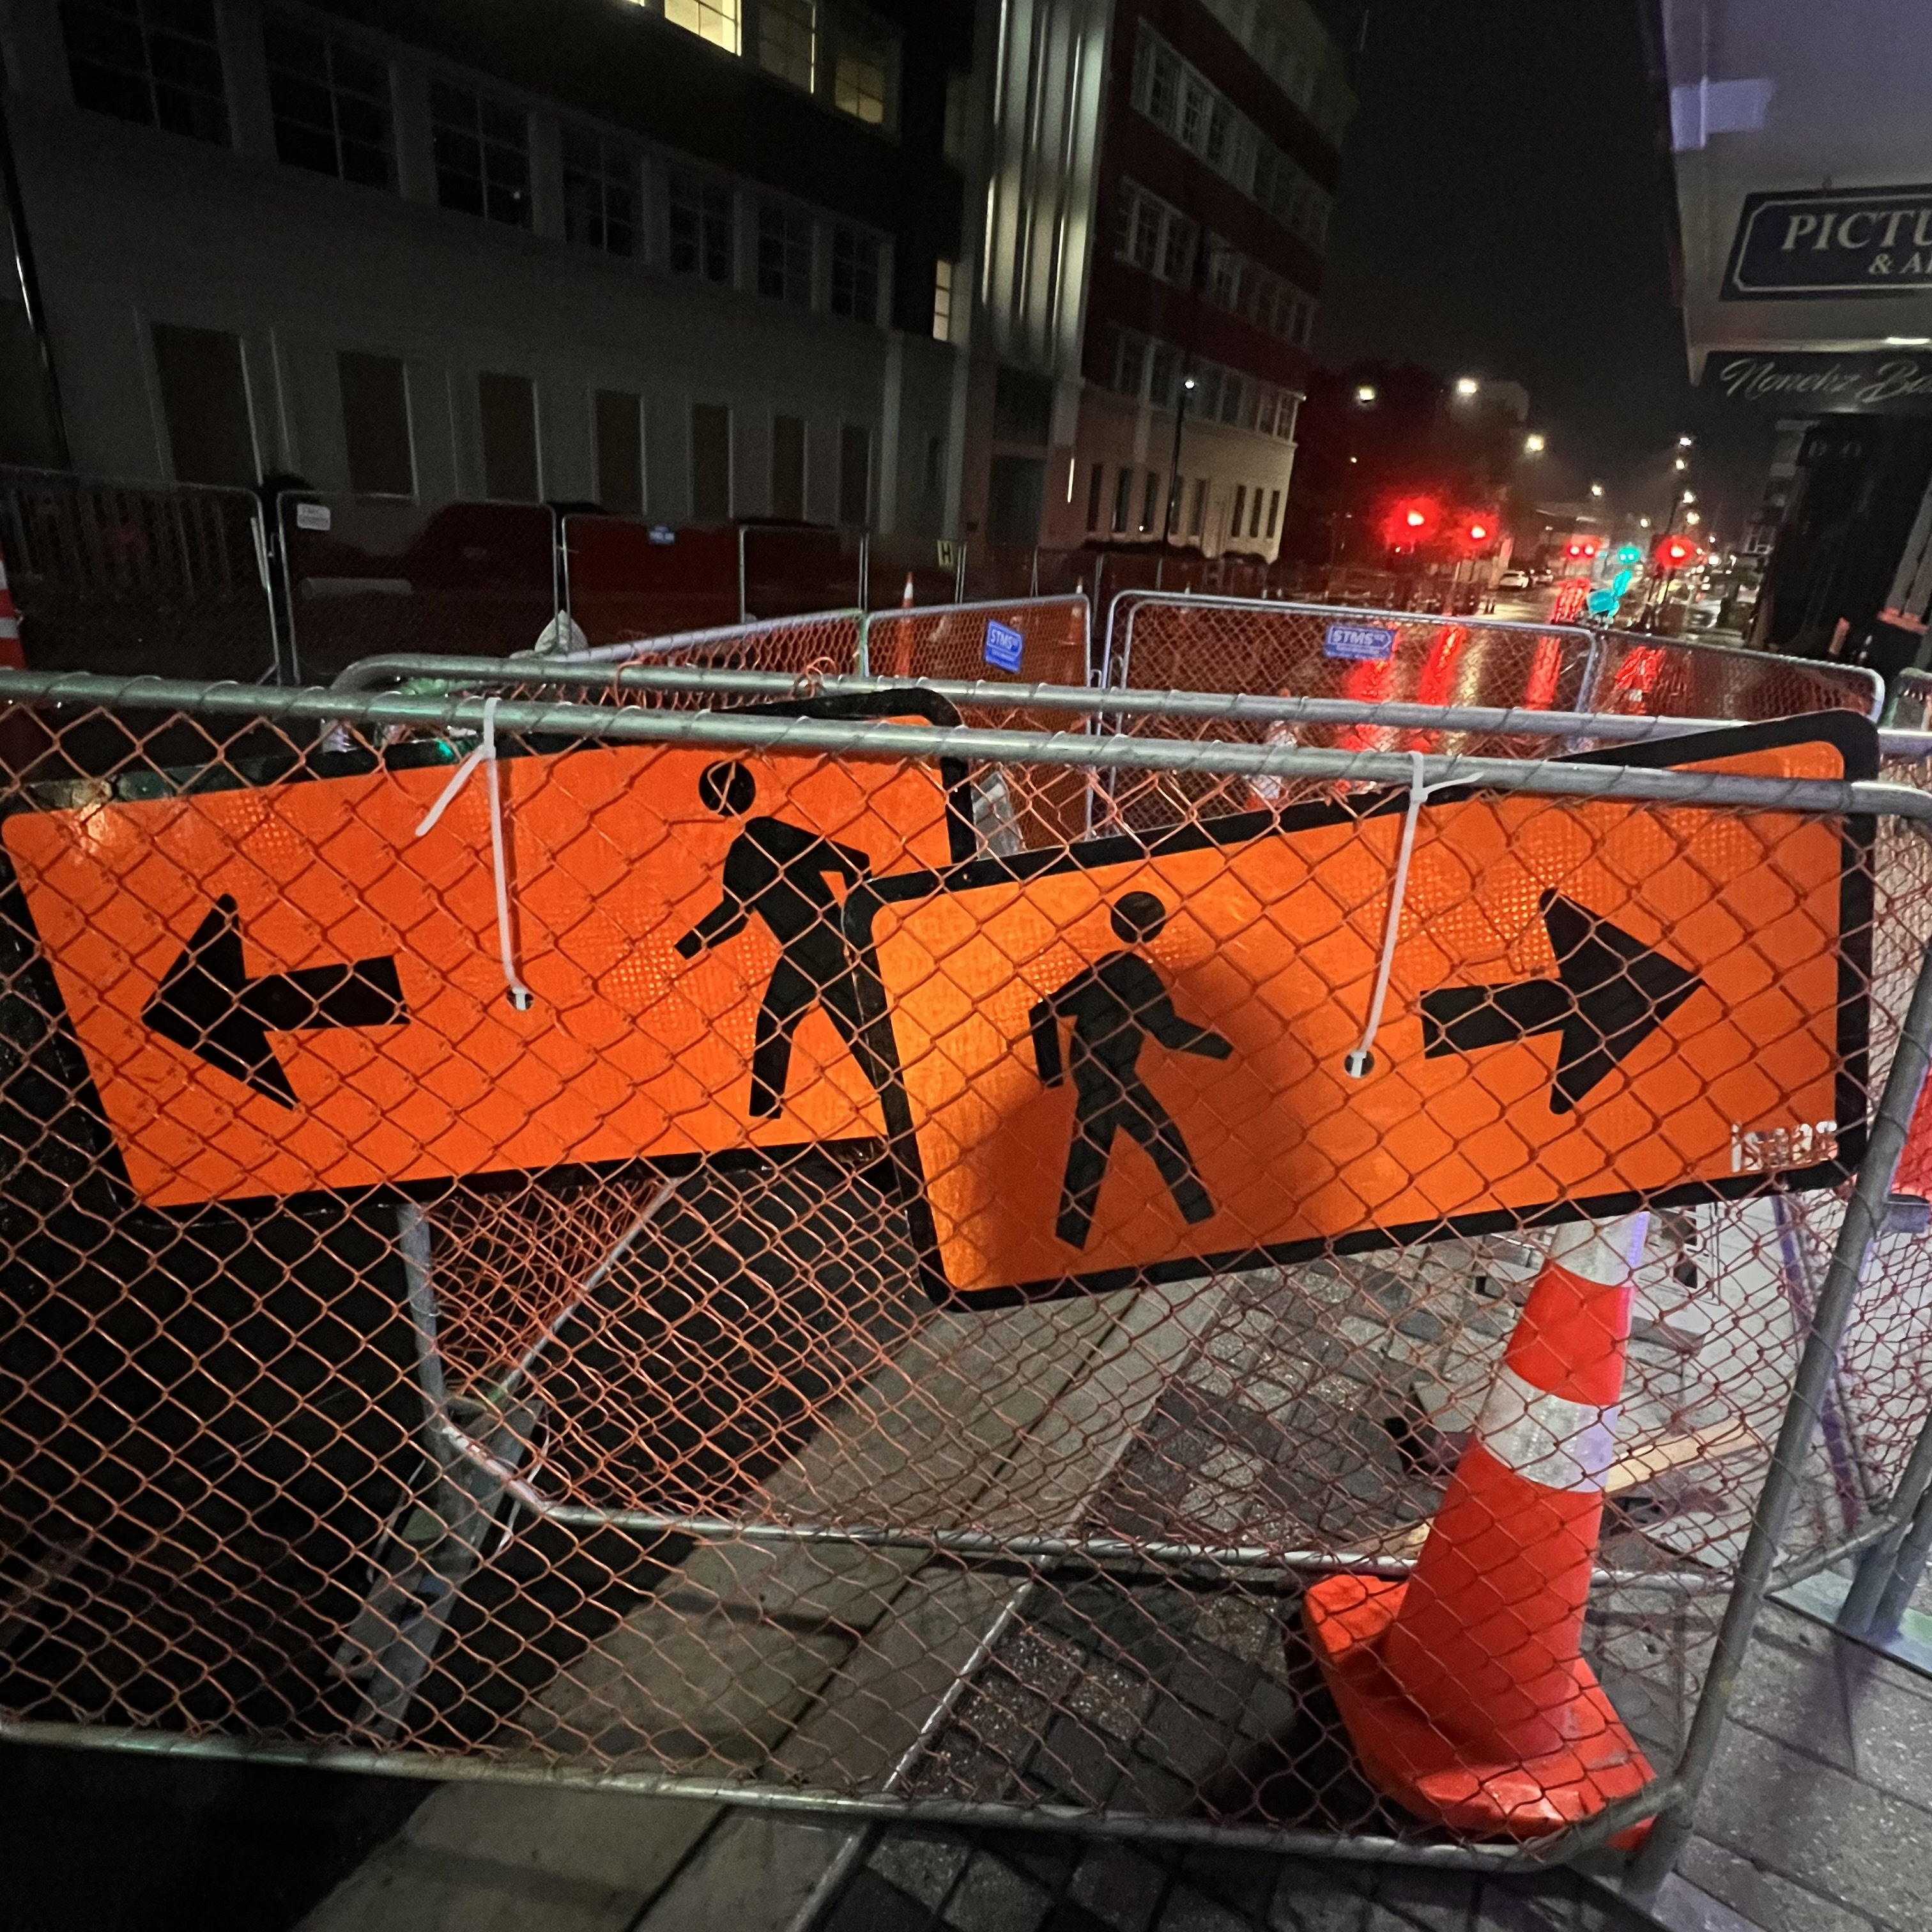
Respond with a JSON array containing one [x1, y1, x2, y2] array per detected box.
[[1381, 494, 1442, 549], [1653, 534, 1697, 569], [1452, 509, 1501, 555], [1562, 535, 1605, 561]]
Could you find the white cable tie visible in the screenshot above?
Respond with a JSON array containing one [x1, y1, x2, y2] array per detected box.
[[1346, 751, 1434, 1080], [411, 696, 535, 1011]]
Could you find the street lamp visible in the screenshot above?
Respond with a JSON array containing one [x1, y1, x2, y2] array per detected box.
[[1685, 511, 1701, 526], [1354, 383, 1377, 406], [1524, 433, 1546, 455], [1589, 482, 1604, 498], [1682, 491, 1696, 504], [1161, 374, 1197, 546], [1673, 456, 1688, 471], [1639, 516, 1651, 529], [1454, 376, 1480, 398], [1677, 434, 1694, 449]]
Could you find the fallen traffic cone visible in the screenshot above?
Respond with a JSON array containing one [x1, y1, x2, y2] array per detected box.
[[1303, 1213, 1655, 1839]]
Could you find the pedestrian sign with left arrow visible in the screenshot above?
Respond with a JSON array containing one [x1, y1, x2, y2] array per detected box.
[[851, 716, 1872, 1308], [3, 693, 972, 1208]]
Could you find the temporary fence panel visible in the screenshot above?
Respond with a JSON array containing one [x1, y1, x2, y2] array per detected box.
[[863, 596, 1094, 848], [740, 525, 864, 619], [282, 498, 557, 682], [4, 670, 1931, 1879], [562, 515, 740, 645], [1581, 629, 1883, 724], [0, 465, 277, 682], [1099, 595, 1596, 829]]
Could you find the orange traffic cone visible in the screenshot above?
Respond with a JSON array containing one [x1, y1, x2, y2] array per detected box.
[[0, 539, 22, 670], [901, 571, 916, 608], [1304, 1213, 1654, 1838]]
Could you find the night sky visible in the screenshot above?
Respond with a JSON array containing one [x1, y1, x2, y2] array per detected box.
[[1312, 0, 1774, 539]]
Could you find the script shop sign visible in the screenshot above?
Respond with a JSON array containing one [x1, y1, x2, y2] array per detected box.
[[1701, 351, 1932, 417], [1723, 184, 1932, 298]]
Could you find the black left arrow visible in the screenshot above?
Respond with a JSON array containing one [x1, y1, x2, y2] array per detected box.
[[1420, 891, 1702, 1113], [142, 896, 408, 1108]]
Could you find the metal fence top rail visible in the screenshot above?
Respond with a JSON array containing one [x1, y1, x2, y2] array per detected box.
[[326, 648, 1741, 742], [1590, 622, 1887, 719], [322, 650, 1932, 762], [3, 666, 1924, 820], [533, 606, 866, 670]]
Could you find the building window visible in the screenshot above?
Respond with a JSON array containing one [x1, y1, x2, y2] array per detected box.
[[264, 17, 392, 188], [563, 130, 635, 256], [1266, 488, 1281, 539], [831, 227, 880, 322], [1229, 484, 1246, 540], [665, 0, 740, 54], [339, 351, 414, 498], [1112, 467, 1131, 535], [596, 389, 644, 516], [62, 0, 229, 145], [1112, 331, 1149, 401], [771, 413, 807, 518], [756, 203, 812, 304], [1085, 461, 1105, 532], [1140, 470, 1161, 534], [670, 174, 734, 283], [691, 402, 732, 519], [838, 422, 871, 526], [431, 82, 530, 227], [832, 6, 894, 127], [924, 433, 945, 496], [933, 259, 955, 342], [152, 323, 255, 486], [758, 0, 814, 90], [1189, 477, 1208, 537], [479, 371, 539, 501], [1115, 180, 1195, 288], [1205, 242, 1241, 309]]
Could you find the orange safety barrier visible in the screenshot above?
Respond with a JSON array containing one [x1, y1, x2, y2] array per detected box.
[[1305, 1215, 1653, 1837]]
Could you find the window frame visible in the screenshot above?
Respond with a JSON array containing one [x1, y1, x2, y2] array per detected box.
[[670, 172, 736, 285], [562, 126, 638, 257], [263, 13, 394, 190], [61, 0, 231, 146], [429, 79, 531, 228]]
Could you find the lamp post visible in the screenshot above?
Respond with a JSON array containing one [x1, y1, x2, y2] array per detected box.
[[1162, 372, 1196, 546]]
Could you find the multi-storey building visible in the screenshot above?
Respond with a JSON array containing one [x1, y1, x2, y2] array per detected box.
[[954, 0, 1355, 561], [0, 0, 970, 535]]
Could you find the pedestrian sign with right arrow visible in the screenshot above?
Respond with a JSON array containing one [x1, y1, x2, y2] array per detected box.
[[852, 716, 1872, 1307]]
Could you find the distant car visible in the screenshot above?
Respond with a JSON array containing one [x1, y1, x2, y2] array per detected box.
[[1498, 568, 1531, 590]]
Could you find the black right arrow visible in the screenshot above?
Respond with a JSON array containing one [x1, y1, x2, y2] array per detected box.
[[143, 896, 408, 1108], [1420, 891, 1702, 1113]]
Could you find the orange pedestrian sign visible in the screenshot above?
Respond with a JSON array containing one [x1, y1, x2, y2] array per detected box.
[[854, 717, 1872, 1307], [4, 694, 970, 1208]]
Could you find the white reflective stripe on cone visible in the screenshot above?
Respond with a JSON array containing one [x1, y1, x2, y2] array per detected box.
[[1545, 1210, 1651, 1288], [1475, 1364, 1618, 1493], [0, 617, 17, 640]]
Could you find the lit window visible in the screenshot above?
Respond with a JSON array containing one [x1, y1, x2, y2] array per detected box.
[[831, 226, 880, 321], [62, 0, 229, 145], [670, 173, 734, 283], [664, 0, 740, 54], [833, 6, 894, 126], [757, 202, 812, 304], [430, 82, 529, 227], [758, 0, 813, 89], [264, 15, 392, 188], [562, 129, 634, 257], [933, 258, 954, 341]]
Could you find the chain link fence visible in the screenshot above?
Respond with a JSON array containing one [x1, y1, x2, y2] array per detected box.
[[3, 667, 1931, 1878], [0, 465, 279, 682]]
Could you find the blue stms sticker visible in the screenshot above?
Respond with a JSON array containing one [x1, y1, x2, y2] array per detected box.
[[984, 619, 1025, 673], [647, 525, 676, 546], [1322, 620, 1399, 663]]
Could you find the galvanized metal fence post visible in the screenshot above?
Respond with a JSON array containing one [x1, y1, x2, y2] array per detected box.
[[1627, 926, 1932, 1896]]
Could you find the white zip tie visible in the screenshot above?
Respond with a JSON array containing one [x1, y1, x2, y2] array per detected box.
[[1345, 751, 1440, 1079], [414, 695, 535, 1012]]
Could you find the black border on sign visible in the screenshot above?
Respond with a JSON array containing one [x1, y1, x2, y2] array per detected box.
[[0, 686, 977, 1220], [843, 712, 1878, 1310]]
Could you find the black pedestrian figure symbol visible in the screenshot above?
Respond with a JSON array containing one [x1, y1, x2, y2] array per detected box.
[[1030, 891, 1232, 1248], [675, 762, 878, 1119]]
